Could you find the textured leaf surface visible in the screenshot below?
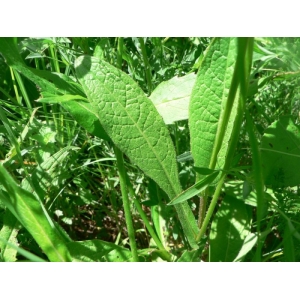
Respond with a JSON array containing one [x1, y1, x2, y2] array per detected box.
[[189, 38, 238, 172], [75, 55, 181, 198], [75, 55, 199, 248], [149, 73, 196, 124], [261, 116, 300, 188], [209, 195, 251, 262], [0, 165, 72, 262]]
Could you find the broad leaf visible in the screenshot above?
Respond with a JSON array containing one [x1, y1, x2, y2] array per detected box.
[[261, 116, 300, 188], [75, 55, 199, 248], [190, 38, 238, 176], [149, 73, 197, 124], [209, 195, 251, 262]]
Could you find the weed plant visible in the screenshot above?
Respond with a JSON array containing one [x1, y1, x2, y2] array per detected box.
[[0, 37, 300, 262]]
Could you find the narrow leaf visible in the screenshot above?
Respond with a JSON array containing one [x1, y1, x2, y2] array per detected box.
[[37, 94, 88, 103], [0, 165, 72, 262], [169, 171, 219, 205]]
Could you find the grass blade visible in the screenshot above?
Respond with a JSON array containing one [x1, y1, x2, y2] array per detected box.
[[0, 165, 72, 262]]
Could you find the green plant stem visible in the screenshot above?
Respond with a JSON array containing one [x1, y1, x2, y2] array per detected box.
[[196, 38, 242, 229], [117, 37, 124, 70], [132, 196, 172, 261], [245, 110, 264, 261], [116, 41, 171, 260], [138, 37, 152, 93], [196, 38, 253, 240], [9, 67, 21, 105], [123, 174, 171, 261], [12, 69, 32, 110], [237, 38, 263, 261], [114, 146, 139, 262], [196, 173, 226, 241]]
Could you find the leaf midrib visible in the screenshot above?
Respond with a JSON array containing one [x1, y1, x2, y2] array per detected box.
[[80, 58, 180, 198]]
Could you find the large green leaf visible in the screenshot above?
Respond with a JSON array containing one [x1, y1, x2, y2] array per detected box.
[[209, 195, 251, 262], [0, 165, 72, 262], [74, 55, 199, 248], [189, 38, 238, 174], [149, 73, 197, 124], [261, 116, 300, 188]]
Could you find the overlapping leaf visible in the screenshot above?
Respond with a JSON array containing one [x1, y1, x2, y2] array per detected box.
[[189, 38, 238, 174], [75, 56, 199, 248]]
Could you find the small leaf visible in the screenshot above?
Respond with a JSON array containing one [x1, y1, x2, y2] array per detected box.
[[37, 94, 88, 103], [177, 151, 193, 163], [168, 171, 219, 205]]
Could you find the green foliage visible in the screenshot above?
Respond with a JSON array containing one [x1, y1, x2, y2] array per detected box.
[[209, 195, 251, 262], [261, 116, 300, 188], [0, 37, 300, 262], [149, 73, 197, 124]]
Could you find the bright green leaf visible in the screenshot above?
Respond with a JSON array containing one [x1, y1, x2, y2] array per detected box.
[[149, 73, 197, 124], [74, 55, 199, 248], [190, 38, 238, 176]]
